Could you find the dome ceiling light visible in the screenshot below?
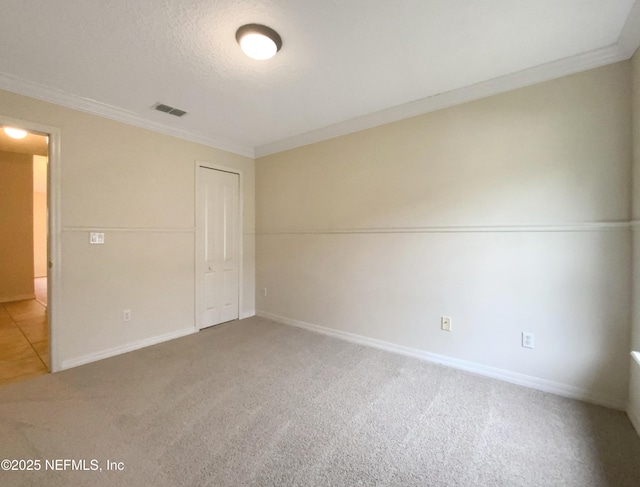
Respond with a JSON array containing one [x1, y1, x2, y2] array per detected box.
[[236, 24, 282, 60], [4, 127, 28, 139]]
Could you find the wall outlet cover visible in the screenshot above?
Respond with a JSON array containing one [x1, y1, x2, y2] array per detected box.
[[522, 332, 535, 349], [441, 316, 451, 331]]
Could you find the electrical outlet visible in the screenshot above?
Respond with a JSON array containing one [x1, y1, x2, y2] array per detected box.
[[441, 316, 451, 331], [263, 287, 267, 297], [123, 309, 132, 322], [522, 332, 534, 349]]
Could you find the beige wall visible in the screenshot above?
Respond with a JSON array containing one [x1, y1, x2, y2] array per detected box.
[[256, 62, 633, 408], [33, 192, 47, 277], [0, 151, 48, 297], [0, 151, 35, 301], [630, 49, 640, 433], [0, 89, 255, 369], [33, 155, 48, 278]]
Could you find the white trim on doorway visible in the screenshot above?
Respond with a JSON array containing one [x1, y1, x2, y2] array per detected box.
[[194, 160, 245, 331], [0, 115, 61, 372]]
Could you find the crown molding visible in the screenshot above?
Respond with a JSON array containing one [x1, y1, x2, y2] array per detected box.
[[0, 72, 255, 158], [256, 2, 640, 158], [618, 0, 640, 59], [2, 2, 639, 161], [255, 45, 622, 157]]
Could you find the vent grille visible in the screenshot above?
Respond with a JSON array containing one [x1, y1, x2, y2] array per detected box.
[[153, 103, 187, 117]]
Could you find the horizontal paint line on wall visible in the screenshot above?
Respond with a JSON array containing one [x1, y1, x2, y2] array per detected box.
[[256, 221, 630, 235], [62, 226, 196, 233], [257, 310, 626, 411], [63, 227, 257, 234]]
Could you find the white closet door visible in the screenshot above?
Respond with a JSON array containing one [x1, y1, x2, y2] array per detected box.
[[196, 167, 239, 329]]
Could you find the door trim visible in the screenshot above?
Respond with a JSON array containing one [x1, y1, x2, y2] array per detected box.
[[194, 160, 244, 331], [0, 115, 61, 372]]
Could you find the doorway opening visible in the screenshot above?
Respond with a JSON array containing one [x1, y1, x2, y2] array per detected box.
[[0, 119, 58, 384]]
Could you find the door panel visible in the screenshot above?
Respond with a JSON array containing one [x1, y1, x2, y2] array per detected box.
[[205, 271, 217, 310], [197, 167, 240, 329]]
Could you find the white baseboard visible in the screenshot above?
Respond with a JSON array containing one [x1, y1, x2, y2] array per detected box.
[[257, 310, 626, 411], [60, 327, 196, 370], [628, 403, 640, 437], [1, 293, 36, 303]]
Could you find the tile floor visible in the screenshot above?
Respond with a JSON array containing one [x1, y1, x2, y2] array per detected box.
[[0, 299, 49, 386]]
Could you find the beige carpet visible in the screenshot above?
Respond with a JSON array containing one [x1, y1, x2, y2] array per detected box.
[[0, 316, 639, 486]]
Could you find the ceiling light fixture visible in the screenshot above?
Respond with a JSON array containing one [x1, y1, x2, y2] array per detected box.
[[236, 24, 282, 60], [4, 127, 28, 139]]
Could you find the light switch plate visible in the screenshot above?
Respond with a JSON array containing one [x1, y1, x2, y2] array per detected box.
[[89, 232, 105, 244]]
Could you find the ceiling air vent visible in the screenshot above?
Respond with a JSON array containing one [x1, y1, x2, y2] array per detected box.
[[153, 103, 187, 117]]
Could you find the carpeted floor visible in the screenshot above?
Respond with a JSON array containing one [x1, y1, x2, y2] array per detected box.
[[0, 316, 639, 486]]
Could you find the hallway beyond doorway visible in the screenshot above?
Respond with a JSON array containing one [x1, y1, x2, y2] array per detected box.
[[34, 277, 47, 306], [0, 299, 48, 386]]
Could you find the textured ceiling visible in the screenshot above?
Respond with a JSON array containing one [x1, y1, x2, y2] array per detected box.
[[0, 1, 638, 157]]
